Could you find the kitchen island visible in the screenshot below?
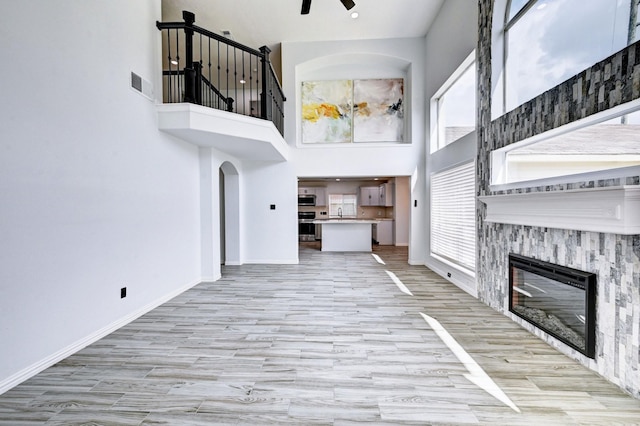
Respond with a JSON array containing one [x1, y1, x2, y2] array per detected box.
[[313, 219, 380, 252]]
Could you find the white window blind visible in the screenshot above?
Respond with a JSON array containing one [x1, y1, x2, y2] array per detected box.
[[430, 161, 476, 273], [328, 194, 357, 217]]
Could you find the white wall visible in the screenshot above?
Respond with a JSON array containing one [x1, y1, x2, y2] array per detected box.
[[0, 0, 204, 392], [424, 0, 479, 295], [394, 176, 411, 246], [281, 37, 427, 263], [240, 160, 299, 264]]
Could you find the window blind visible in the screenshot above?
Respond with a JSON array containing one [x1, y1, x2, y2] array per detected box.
[[430, 161, 476, 272]]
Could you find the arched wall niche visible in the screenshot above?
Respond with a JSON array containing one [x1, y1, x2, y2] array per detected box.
[[293, 52, 413, 145]]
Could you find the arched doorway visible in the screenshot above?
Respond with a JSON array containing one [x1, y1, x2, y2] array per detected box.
[[219, 162, 240, 265]]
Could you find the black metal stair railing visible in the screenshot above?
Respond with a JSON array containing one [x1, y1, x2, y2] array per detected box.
[[156, 11, 286, 136], [161, 69, 234, 112]]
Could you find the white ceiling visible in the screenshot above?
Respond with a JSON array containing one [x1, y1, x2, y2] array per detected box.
[[161, 0, 445, 55]]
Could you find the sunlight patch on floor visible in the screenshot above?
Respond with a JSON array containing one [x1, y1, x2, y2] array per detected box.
[[385, 270, 413, 296], [420, 312, 521, 413]]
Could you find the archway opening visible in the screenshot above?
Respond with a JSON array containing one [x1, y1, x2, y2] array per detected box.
[[220, 161, 240, 266]]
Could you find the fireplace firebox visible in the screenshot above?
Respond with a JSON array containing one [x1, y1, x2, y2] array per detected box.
[[509, 254, 596, 358]]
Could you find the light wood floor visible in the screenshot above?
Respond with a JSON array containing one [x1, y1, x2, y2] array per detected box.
[[1, 244, 639, 425]]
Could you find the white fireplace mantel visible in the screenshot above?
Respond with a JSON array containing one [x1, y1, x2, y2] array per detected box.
[[478, 185, 640, 235]]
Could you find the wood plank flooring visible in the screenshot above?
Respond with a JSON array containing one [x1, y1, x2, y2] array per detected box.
[[1, 244, 639, 425]]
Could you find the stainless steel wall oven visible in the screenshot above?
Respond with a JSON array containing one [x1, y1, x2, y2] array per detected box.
[[298, 211, 316, 241], [298, 194, 316, 206]]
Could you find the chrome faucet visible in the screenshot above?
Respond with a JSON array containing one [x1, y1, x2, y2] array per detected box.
[[338, 207, 343, 218]]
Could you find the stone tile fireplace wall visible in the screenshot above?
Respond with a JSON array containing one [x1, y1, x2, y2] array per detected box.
[[477, 0, 640, 397]]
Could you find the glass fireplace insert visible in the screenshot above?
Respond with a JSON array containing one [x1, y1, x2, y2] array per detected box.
[[509, 254, 596, 358]]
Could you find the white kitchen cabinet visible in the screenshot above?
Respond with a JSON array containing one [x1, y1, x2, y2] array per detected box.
[[314, 219, 378, 252], [359, 186, 380, 206], [314, 188, 326, 206], [380, 183, 394, 207], [377, 220, 394, 245], [360, 184, 394, 207]]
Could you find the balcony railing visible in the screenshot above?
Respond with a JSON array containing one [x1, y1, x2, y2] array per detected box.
[[156, 11, 286, 136]]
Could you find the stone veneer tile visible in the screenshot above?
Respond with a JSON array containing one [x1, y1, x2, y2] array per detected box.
[[477, 0, 640, 398]]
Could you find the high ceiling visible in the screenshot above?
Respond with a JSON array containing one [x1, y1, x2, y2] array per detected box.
[[161, 0, 445, 66], [160, 0, 445, 181]]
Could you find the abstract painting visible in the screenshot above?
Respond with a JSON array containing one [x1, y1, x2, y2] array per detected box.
[[353, 79, 404, 143], [301, 80, 353, 143]]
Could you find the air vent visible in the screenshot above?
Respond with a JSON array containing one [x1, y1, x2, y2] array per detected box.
[[131, 72, 142, 92], [130, 71, 154, 100]]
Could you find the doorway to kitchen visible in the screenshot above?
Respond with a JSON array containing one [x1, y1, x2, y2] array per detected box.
[[297, 176, 411, 253]]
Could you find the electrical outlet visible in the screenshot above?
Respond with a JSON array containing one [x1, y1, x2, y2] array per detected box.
[[447, 272, 452, 278], [121, 287, 127, 298]]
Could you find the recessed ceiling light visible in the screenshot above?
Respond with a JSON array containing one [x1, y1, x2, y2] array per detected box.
[[351, 11, 359, 19], [536, 2, 547, 10], [240, 79, 246, 84], [170, 60, 178, 65], [336, 178, 341, 181]]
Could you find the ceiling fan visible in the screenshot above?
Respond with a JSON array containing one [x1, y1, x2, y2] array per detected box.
[[301, 0, 356, 15]]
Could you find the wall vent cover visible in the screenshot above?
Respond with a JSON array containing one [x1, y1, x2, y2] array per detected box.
[[130, 71, 153, 100]]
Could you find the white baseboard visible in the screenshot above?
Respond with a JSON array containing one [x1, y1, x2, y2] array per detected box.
[[0, 278, 202, 396], [242, 258, 299, 264], [201, 273, 222, 281], [226, 260, 299, 265], [425, 257, 478, 299], [426, 258, 477, 298]]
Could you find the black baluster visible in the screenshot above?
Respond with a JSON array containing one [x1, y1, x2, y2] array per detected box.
[[217, 40, 221, 110], [183, 11, 196, 104], [175, 29, 181, 103], [233, 47, 238, 115], [227, 44, 229, 108], [241, 52, 246, 116], [208, 36, 212, 108], [199, 33, 203, 106], [260, 46, 272, 122], [166, 30, 172, 103], [249, 55, 254, 116]]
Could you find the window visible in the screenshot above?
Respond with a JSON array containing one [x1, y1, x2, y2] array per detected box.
[[430, 161, 476, 273], [431, 53, 476, 153], [497, 0, 637, 115], [491, 100, 640, 187], [328, 194, 357, 217]]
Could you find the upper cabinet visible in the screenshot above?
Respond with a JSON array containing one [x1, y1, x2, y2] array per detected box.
[[360, 184, 394, 206], [314, 188, 326, 206], [380, 183, 394, 207], [359, 186, 380, 206]]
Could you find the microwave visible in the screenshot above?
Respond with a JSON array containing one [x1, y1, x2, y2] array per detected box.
[[298, 194, 316, 206]]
